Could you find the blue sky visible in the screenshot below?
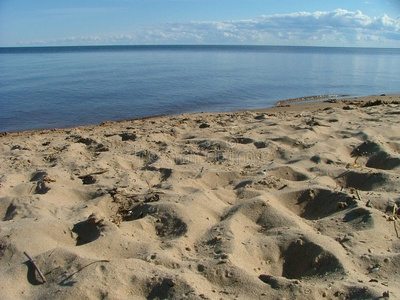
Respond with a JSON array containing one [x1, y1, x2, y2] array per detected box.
[[1, 0, 399, 47]]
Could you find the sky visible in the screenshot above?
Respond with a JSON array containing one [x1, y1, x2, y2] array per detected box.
[[0, 0, 400, 47]]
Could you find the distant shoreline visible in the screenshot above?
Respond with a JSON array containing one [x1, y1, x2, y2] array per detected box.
[[2, 44, 400, 53]]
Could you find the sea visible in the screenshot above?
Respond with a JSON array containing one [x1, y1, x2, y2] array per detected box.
[[0, 45, 399, 132]]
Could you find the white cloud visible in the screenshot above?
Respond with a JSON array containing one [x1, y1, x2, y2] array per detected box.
[[144, 9, 399, 46], [141, 9, 400, 46], [16, 9, 400, 47], [20, 35, 104, 46]]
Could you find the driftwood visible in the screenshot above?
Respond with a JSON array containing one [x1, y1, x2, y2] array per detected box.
[[24, 251, 46, 283]]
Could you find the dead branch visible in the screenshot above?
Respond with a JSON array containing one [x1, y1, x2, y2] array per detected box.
[[24, 251, 46, 283]]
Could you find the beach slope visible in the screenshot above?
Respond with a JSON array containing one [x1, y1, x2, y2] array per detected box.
[[1, 95, 400, 299]]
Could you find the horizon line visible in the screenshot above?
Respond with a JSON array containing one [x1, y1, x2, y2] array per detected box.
[[1, 44, 400, 50]]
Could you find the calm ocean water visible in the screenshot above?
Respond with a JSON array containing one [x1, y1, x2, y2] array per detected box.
[[0, 45, 399, 132]]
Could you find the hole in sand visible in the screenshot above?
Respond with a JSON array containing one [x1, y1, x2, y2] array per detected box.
[[159, 168, 173, 181], [334, 171, 387, 191], [74, 137, 109, 152], [155, 214, 187, 238], [79, 175, 97, 185], [30, 171, 51, 194], [72, 220, 101, 246], [366, 151, 400, 170], [351, 141, 381, 157], [122, 203, 152, 221], [234, 180, 253, 189], [343, 207, 374, 230], [75, 137, 97, 146], [279, 189, 356, 220], [3, 202, 17, 221], [281, 239, 344, 279], [147, 278, 175, 299], [221, 198, 297, 230], [146, 277, 193, 300], [268, 166, 308, 181], [30, 171, 48, 182], [136, 150, 159, 165], [253, 141, 268, 149], [123, 204, 187, 239], [231, 137, 254, 145], [119, 133, 137, 141]]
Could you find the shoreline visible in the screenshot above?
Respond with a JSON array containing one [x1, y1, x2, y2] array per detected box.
[[1, 93, 399, 299], [2, 93, 399, 136], [259, 93, 400, 113], [274, 94, 349, 106]]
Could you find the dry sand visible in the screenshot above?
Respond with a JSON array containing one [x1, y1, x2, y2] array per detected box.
[[0, 94, 400, 300]]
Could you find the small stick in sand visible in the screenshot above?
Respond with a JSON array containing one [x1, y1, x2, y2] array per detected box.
[[394, 221, 399, 239], [393, 203, 399, 239], [355, 190, 362, 202], [145, 179, 153, 193], [24, 251, 47, 283], [59, 260, 110, 285], [195, 167, 204, 179]]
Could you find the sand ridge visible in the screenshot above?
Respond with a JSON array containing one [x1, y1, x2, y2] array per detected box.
[[0, 95, 400, 299]]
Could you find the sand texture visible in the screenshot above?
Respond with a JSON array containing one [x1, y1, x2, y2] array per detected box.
[[1, 95, 400, 299]]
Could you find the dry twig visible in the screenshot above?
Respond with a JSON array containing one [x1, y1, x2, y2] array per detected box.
[[393, 204, 399, 239], [355, 190, 362, 202], [24, 251, 46, 283], [59, 260, 110, 285], [394, 222, 399, 239], [195, 167, 204, 179]]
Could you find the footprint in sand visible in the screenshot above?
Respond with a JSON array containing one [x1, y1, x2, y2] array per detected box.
[[122, 203, 188, 239], [72, 213, 104, 246]]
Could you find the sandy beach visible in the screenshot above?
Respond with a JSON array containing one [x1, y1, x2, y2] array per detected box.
[[0, 94, 399, 299]]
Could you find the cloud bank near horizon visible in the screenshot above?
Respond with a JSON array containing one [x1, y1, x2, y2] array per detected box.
[[17, 9, 400, 47]]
